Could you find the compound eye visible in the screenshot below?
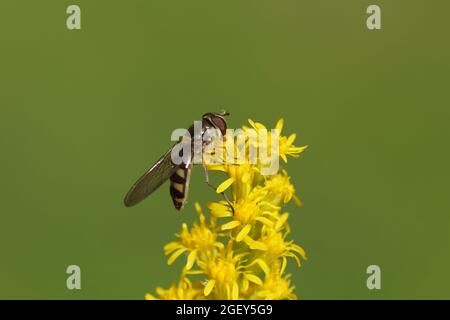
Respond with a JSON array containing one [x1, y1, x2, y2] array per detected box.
[[210, 115, 227, 135]]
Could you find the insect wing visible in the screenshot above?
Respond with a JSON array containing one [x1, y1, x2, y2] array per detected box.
[[124, 147, 178, 207]]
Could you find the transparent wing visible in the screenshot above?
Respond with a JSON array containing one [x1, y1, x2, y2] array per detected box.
[[124, 147, 178, 207]]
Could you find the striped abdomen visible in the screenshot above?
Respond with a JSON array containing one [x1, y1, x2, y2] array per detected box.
[[169, 165, 192, 210]]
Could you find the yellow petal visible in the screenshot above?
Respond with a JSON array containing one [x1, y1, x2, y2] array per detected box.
[[288, 153, 300, 157], [207, 202, 232, 217], [281, 256, 287, 275], [183, 278, 192, 286], [276, 118, 284, 132], [291, 145, 308, 153], [221, 220, 241, 230], [244, 236, 268, 251], [250, 241, 268, 251], [255, 259, 270, 275], [236, 224, 252, 242], [275, 213, 289, 230], [284, 192, 292, 203], [204, 279, 216, 296], [163, 242, 182, 254], [288, 293, 298, 300], [256, 122, 267, 130], [292, 244, 307, 260], [280, 154, 288, 163], [156, 287, 165, 296], [287, 133, 296, 145], [244, 274, 263, 286], [260, 202, 280, 210], [186, 250, 197, 270], [216, 177, 235, 193], [293, 253, 302, 267], [286, 252, 302, 267], [185, 269, 204, 275], [232, 283, 239, 300], [214, 241, 225, 249], [242, 278, 249, 292], [194, 202, 203, 215], [292, 194, 302, 206], [255, 217, 274, 227], [167, 248, 187, 265], [145, 293, 157, 300], [248, 118, 266, 130], [243, 236, 253, 246], [262, 210, 279, 219]]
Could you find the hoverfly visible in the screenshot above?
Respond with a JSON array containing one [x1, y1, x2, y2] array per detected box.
[[124, 111, 231, 210]]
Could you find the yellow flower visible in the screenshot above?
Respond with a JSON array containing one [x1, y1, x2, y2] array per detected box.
[[244, 118, 307, 163], [146, 117, 307, 300], [257, 226, 307, 267], [208, 192, 278, 244], [254, 261, 297, 300], [274, 118, 308, 163], [197, 241, 246, 300], [262, 170, 302, 206], [145, 278, 204, 300], [164, 203, 223, 270]]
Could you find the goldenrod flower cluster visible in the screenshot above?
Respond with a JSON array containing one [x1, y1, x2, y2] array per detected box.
[[146, 118, 307, 300]]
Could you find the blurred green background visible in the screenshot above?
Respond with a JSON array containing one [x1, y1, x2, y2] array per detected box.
[[1, 0, 449, 299]]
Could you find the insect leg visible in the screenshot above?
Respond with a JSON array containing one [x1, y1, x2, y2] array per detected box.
[[202, 165, 235, 215]]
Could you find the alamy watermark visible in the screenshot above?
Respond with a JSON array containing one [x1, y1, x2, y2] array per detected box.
[[66, 265, 81, 290], [366, 265, 381, 290]]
